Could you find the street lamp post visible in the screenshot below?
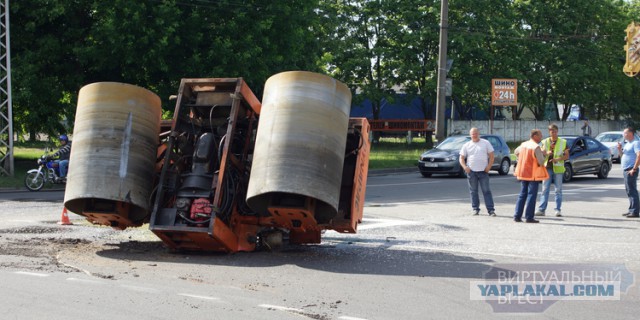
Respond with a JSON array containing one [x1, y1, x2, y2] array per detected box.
[[435, 0, 448, 143]]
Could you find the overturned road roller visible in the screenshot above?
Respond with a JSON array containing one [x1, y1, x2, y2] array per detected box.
[[64, 71, 371, 252]]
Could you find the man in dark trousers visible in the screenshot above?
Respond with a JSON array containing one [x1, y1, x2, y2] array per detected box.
[[619, 127, 640, 218], [513, 129, 548, 223], [581, 120, 592, 137]]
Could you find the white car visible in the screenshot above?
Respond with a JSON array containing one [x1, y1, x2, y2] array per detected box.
[[594, 131, 640, 163]]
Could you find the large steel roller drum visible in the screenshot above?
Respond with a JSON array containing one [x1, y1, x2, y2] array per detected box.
[[64, 82, 161, 223], [246, 71, 351, 222]]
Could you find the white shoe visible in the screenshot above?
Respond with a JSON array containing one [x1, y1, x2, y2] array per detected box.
[[555, 210, 562, 217], [535, 211, 545, 216]]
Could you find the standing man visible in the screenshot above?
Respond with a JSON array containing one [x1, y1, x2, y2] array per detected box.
[[618, 127, 640, 218], [459, 128, 496, 216], [581, 120, 592, 137], [513, 129, 549, 223], [536, 124, 569, 217]]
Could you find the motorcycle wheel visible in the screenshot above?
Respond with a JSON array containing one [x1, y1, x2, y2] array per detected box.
[[24, 171, 45, 191]]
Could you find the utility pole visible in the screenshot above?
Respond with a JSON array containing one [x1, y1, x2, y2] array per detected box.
[[435, 0, 448, 143], [0, 0, 12, 176]]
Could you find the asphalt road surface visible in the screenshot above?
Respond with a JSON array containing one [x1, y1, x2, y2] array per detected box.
[[0, 164, 638, 319]]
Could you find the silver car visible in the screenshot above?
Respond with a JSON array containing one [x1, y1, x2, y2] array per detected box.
[[594, 131, 640, 163], [417, 134, 512, 177]]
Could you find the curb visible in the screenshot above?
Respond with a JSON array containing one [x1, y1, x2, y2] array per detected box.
[[0, 187, 65, 193]]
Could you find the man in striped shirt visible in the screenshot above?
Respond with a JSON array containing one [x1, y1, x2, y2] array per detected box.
[[49, 134, 72, 180]]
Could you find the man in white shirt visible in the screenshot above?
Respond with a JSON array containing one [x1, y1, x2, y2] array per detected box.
[[459, 128, 496, 216]]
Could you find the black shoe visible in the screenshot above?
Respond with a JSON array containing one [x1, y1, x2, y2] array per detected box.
[[513, 218, 523, 222], [488, 211, 496, 217], [626, 214, 640, 218], [525, 219, 540, 223]]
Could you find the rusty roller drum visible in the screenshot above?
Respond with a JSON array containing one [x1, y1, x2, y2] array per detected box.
[[64, 82, 161, 226], [246, 71, 351, 224]]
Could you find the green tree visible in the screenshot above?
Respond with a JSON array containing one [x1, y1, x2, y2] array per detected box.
[[12, 0, 640, 137], [11, 0, 92, 140], [11, 0, 322, 140], [318, 0, 400, 141], [386, 0, 440, 147], [78, 0, 321, 104], [448, 0, 522, 120], [512, 0, 636, 121]]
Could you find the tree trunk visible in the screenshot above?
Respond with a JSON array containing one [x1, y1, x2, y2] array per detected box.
[[424, 131, 434, 149]]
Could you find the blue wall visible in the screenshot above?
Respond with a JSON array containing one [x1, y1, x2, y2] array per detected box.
[[350, 95, 432, 119], [350, 95, 491, 120]]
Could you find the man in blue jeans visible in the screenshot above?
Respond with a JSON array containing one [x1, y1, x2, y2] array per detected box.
[[459, 128, 496, 216], [618, 127, 640, 218], [48, 134, 72, 181], [514, 129, 548, 223], [536, 124, 569, 217]]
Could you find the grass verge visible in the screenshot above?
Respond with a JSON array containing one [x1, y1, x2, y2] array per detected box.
[[369, 137, 427, 169]]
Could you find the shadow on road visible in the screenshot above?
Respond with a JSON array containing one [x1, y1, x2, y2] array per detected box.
[[95, 239, 496, 279]]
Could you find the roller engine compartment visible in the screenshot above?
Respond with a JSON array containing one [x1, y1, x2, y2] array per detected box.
[[148, 76, 370, 253], [149, 79, 260, 252]]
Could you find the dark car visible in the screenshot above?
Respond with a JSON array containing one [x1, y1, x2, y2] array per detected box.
[[559, 135, 612, 182], [417, 134, 511, 178]]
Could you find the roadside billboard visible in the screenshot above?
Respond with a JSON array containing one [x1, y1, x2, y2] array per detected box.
[[491, 78, 517, 106]]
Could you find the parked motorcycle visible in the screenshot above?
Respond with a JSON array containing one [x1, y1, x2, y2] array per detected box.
[[24, 154, 66, 191]]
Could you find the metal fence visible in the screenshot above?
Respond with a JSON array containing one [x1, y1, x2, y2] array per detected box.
[[447, 120, 627, 143]]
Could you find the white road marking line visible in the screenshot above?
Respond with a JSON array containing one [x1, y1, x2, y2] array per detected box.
[[258, 304, 304, 313], [177, 293, 221, 301], [356, 218, 422, 230], [15, 271, 49, 277], [563, 189, 620, 194], [368, 197, 477, 206], [339, 316, 369, 320], [55, 256, 94, 276]]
